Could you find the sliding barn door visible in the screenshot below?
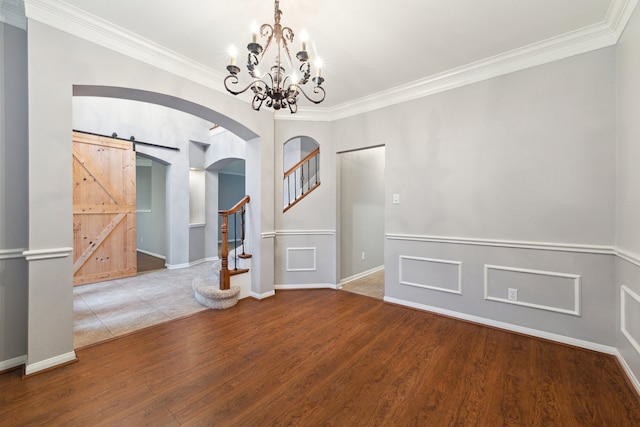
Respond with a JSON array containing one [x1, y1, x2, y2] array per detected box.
[[72, 131, 137, 285]]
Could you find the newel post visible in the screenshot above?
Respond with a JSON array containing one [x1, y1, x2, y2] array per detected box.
[[219, 214, 230, 290]]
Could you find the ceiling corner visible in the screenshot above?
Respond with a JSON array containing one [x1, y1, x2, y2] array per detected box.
[[1, 0, 26, 29], [606, 0, 640, 41]]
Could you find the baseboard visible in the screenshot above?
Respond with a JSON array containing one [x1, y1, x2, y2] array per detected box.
[[275, 283, 338, 290], [25, 351, 77, 376], [251, 290, 276, 300], [615, 350, 640, 396], [0, 355, 26, 372], [166, 257, 219, 270], [384, 296, 617, 355], [136, 248, 166, 260], [340, 265, 384, 285]]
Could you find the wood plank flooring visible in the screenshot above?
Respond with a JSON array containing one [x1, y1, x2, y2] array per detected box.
[[137, 251, 166, 273], [2, 289, 640, 426]]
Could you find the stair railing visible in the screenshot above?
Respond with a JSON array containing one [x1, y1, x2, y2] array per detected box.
[[283, 147, 320, 212], [219, 195, 250, 290]]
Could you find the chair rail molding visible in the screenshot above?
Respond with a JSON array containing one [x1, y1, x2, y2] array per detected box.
[[23, 247, 73, 261], [0, 248, 27, 260], [386, 233, 614, 255]]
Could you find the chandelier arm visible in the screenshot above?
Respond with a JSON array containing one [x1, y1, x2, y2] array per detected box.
[[224, 75, 268, 96], [260, 24, 274, 61], [252, 94, 266, 111], [280, 26, 296, 69], [298, 62, 311, 84], [296, 85, 326, 105]]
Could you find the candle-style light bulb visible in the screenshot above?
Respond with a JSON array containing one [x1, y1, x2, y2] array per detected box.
[[300, 29, 308, 52], [250, 21, 259, 43], [228, 45, 238, 66], [315, 58, 323, 78]]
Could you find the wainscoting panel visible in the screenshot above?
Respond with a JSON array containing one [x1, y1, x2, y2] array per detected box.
[[484, 265, 581, 316], [286, 247, 317, 272], [385, 234, 614, 347], [275, 231, 336, 288], [621, 285, 640, 356], [399, 255, 462, 294]]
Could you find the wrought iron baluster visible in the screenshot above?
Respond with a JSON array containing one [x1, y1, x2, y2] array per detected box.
[[233, 212, 238, 270], [241, 206, 247, 257]]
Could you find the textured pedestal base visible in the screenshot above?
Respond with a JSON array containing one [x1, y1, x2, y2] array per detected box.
[[193, 276, 240, 310]]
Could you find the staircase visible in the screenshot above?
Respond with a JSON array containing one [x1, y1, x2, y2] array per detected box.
[[283, 147, 320, 212], [193, 195, 251, 309]]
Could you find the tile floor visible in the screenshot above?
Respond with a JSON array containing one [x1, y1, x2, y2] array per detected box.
[[73, 262, 216, 349], [340, 269, 385, 299]]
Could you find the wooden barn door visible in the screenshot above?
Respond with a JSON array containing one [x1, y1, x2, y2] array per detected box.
[[72, 131, 137, 285]]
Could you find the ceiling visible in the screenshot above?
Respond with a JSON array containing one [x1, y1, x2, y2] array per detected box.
[[21, 0, 632, 113]]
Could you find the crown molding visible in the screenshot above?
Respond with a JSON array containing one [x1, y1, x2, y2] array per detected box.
[[22, 0, 638, 123], [0, 0, 26, 29], [23, 0, 228, 92], [607, 0, 639, 41]]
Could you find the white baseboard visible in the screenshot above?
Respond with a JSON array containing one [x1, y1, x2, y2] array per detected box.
[[0, 355, 26, 371], [25, 351, 77, 376], [340, 265, 384, 286], [275, 283, 338, 290], [615, 350, 640, 396], [166, 257, 219, 270], [136, 248, 166, 260], [251, 290, 276, 300], [384, 296, 617, 355]]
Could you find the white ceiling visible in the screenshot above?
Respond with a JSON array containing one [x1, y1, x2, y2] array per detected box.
[[21, 0, 634, 113]]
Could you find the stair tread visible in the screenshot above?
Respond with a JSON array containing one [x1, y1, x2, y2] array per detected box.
[[229, 268, 250, 276]]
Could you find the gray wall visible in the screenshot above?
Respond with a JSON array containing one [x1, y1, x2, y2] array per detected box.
[[616, 4, 640, 388], [0, 22, 28, 369], [22, 18, 274, 373], [274, 121, 336, 289], [218, 171, 246, 245], [137, 158, 167, 258], [339, 146, 385, 280], [328, 47, 618, 349]]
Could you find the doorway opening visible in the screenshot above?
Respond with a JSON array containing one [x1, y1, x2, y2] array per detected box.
[[337, 145, 386, 299]]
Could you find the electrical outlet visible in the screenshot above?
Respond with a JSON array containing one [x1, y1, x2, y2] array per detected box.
[[507, 288, 518, 301], [361, 252, 365, 260]]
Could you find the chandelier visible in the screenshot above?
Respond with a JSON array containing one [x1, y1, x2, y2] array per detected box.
[[224, 0, 325, 114]]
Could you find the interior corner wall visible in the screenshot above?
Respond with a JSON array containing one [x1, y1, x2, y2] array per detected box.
[[615, 4, 640, 390], [0, 22, 29, 368], [25, 19, 275, 371], [329, 47, 617, 348], [274, 120, 336, 289]]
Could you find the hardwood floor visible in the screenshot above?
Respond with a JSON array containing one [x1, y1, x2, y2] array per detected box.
[[2, 289, 639, 425], [137, 251, 166, 273]]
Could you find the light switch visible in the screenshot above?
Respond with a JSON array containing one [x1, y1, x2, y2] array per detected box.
[[392, 193, 400, 204]]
